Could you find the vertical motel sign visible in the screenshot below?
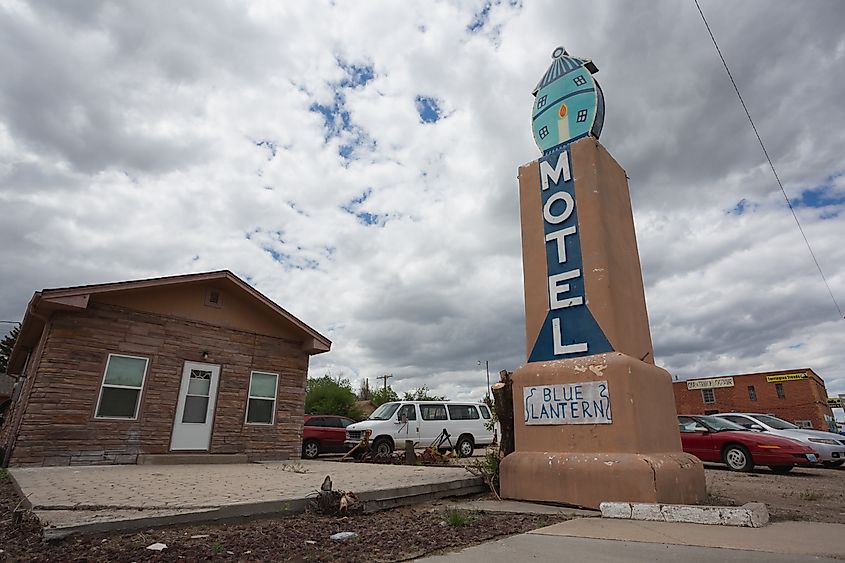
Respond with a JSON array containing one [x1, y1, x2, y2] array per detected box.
[[528, 148, 612, 362]]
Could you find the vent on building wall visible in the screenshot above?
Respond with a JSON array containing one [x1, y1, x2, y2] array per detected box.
[[205, 289, 223, 308]]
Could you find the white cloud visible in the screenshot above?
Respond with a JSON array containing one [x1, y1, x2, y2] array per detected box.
[[1, 0, 844, 413]]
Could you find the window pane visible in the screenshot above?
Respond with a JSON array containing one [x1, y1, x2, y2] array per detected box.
[[249, 373, 277, 398], [182, 395, 209, 423], [398, 405, 416, 421], [724, 416, 749, 427], [104, 356, 147, 387], [421, 404, 447, 421], [187, 377, 211, 396], [448, 405, 480, 420], [97, 387, 140, 418], [747, 385, 757, 401], [479, 405, 491, 419], [247, 398, 274, 423]]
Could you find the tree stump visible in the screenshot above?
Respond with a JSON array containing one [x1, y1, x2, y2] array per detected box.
[[404, 440, 417, 465], [492, 370, 514, 458]]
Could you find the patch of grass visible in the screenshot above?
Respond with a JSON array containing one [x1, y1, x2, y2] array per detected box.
[[446, 508, 471, 527], [0, 468, 8, 482], [211, 543, 225, 553]]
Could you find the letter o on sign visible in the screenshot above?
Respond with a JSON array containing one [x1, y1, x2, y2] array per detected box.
[[543, 191, 575, 224]]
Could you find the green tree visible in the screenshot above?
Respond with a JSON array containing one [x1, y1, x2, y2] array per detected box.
[[371, 385, 399, 407], [402, 386, 446, 401], [305, 374, 363, 419], [481, 393, 497, 431], [0, 324, 20, 374]]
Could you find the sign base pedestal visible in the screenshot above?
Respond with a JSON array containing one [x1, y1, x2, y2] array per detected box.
[[500, 353, 706, 509]]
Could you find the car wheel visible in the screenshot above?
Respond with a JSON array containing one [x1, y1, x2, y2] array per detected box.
[[372, 437, 393, 457], [769, 465, 794, 474], [302, 439, 320, 459], [456, 436, 475, 458], [822, 460, 844, 468], [723, 444, 753, 472]]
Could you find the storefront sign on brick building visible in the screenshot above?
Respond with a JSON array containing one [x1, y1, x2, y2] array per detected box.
[[766, 373, 808, 383], [686, 377, 734, 390]]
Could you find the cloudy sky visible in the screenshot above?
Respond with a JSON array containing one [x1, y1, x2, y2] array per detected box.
[[2, 1, 844, 410]]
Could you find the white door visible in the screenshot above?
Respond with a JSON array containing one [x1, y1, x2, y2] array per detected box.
[[418, 403, 449, 443], [392, 404, 420, 445], [170, 362, 221, 451]]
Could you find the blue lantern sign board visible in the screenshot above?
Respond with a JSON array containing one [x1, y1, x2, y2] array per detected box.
[[532, 47, 604, 155]]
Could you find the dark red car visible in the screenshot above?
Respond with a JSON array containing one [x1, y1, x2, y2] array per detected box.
[[302, 415, 356, 459], [678, 415, 819, 473]]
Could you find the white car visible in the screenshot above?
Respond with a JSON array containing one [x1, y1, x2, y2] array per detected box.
[[714, 413, 845, 468], [345, 401, 495, 458]]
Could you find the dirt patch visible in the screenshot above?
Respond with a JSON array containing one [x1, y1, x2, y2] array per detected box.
[[0, 471, 563, 561], [705, 464, 845, 523]]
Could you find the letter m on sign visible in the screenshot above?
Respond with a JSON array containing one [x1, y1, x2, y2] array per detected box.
[[540, 151, 571, 191]]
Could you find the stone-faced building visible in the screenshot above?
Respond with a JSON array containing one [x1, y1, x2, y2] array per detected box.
[[673, 368, 836, 432], [0, 271, 330, 467]]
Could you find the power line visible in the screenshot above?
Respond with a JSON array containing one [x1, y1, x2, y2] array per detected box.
[[693, 0, 844, 321]]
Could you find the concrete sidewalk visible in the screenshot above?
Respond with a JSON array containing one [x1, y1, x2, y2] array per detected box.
[[9, 460, 483, 538], [419, 518, 845, 562]]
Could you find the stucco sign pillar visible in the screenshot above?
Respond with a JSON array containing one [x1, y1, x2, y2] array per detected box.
[[499, 47, 706, 508]]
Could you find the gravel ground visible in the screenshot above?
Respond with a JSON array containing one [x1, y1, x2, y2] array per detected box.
[[705, 464, 845, 523], [4, 464, 843, 560], [0, 470, 564, 562]]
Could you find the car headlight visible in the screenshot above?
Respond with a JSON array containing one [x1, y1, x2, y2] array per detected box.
[[808, 438, 839, 445]]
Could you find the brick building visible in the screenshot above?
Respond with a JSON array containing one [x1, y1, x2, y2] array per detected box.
[[673, 368, 836, 432], [0, 271, 330, 467]]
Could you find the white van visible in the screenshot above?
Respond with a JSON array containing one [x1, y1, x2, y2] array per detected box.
[[345, 401, 495, 457]]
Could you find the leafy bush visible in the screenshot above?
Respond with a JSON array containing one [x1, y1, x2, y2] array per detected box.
[[465, 446, 500, 499], [402, 386, 445, 401], [305, 375, 364, 419], [371, 386, 399, 406]]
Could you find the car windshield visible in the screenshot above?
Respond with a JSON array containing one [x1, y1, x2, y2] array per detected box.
[[368, 402, 401, 421], [749, 414, 798, 430], [697, 415, 746, 432]]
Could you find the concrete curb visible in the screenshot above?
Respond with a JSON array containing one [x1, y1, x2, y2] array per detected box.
[[39, 476, 485, 540], [446, 499, 600, 517], [599, 501, 769, 528]]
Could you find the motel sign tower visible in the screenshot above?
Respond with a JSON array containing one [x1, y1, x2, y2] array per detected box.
[[499, 48, 706, 507]]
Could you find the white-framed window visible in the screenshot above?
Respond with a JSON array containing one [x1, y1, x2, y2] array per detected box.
[[245, 371, 278, 425], [701, 388, 716, 404], [95, 354, 149, 420]]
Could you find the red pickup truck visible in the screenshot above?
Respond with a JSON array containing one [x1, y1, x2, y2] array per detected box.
[[302, 415, 356, 459]]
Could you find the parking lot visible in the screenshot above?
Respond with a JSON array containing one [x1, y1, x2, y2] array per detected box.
[[705, 464, 845, 523]]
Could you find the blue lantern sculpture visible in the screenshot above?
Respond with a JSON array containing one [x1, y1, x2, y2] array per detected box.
[[531, 46, 605, 155]]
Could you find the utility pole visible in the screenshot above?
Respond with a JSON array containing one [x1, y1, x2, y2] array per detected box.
[[377, 373, 393, 390], [478, 360, 490, 398]]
